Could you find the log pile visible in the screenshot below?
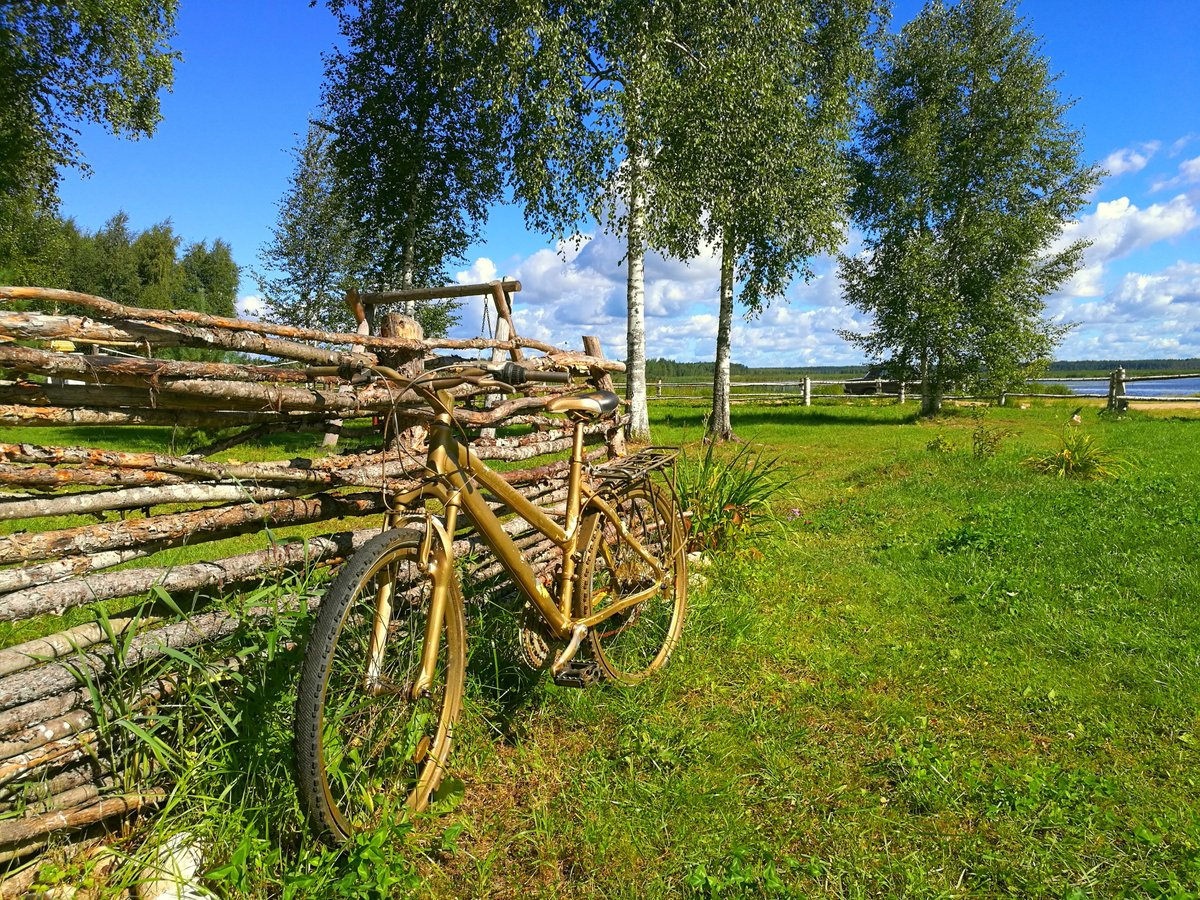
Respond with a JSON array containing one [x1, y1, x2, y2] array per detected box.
[[0, 282, 626, 875]]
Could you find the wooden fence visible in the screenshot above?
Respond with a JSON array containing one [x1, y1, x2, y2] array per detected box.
[[0, 283, 625, 883], [640, 368, 1200, 410], [639, 377, 936, 405]]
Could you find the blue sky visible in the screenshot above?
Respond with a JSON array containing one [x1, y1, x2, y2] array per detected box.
[[57, 1, 1200, 366]]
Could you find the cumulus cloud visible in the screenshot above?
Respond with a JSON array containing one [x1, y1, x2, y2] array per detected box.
[[455, 257, 497, 284], [1169, 134, 1197, 157], [1056, 261, 1200, 358], [1151, 156, 1200, 192], [448, 228, 865, 365], [1054, 194, 1200, 297], [237, 295, 264, 318], [1101, 141, 1161, 177]]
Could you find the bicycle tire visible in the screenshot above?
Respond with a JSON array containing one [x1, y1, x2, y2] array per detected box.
[[295, 528, 465, 843], [577, 481, 687, 683]]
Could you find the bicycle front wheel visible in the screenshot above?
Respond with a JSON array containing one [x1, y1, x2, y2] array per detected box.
[[578, 482, 688, 684], [295, 528, 465, 843]]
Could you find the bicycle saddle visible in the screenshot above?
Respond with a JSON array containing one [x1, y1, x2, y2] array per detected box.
[[544, 389, 620, 420]]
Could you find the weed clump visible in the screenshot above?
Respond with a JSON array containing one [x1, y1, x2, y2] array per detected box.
[[926, 434, 958, 453], [1025, 426, 1128, 480], [674, 441, 783, 551]]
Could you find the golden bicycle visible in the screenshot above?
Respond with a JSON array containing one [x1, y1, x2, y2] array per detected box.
[[293, 362, 687, 843]]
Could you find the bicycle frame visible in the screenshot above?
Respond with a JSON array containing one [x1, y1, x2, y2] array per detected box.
[[380, 390, 670, 698]]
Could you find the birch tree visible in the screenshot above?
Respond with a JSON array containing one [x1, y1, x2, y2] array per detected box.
[[838, 0, 1100, 415], [501, 2, 701, 441], [653, 0, 882, 440]]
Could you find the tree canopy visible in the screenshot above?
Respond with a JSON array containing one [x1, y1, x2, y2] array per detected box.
[[0, 1, 178, 204], [651, 0, 882, 439], [839, 0, 1100, 414], [256, 124, 357, 334], [256, 0, 496, 337]]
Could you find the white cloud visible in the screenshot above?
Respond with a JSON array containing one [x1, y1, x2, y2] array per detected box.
[[1169, 134, 1197, 157], [449, 229, 865, 365], [1057, 261, 1200, 358], [236, 295, 264, 318], [1151, 156, 1200, 192], [1054, 194, 1200, 296], [455, 257, 497, 284], [1101, 141, 1161, 177]]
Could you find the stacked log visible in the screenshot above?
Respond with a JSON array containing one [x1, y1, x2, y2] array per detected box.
[[0, 283, 627, 875]]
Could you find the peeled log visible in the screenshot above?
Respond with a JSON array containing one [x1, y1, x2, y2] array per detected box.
[[0, 790, 165, 860], [0, 614, 151, 678], [0, 443, 345, 486], [0, 404, 337, 431], [0, 344, 346, 385], [0, 598, 320, 713], [0, 481, 313, 522], [0, 527, 377, 626], [0, 286, 573, 359], [0, 691, 86, 738], [0, 464, 184, 488], [0, 763, 98, 806], [0, 549, 159, 596], [0, 491, 385, 568]]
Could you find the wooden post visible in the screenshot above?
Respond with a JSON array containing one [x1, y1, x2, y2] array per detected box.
[[324, 301, 373, 448], [655, 379, 662, 399], [803, 377, 812, 407], [1106, 367, 1129, 414], [898, 380, 906, 404], [481, 318, 512, 440], [489, 281, 523, 361], [378, 312, 426, 451], [583, 335, 625, 458]]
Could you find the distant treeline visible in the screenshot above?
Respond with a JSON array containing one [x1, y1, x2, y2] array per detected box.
[[1047, 359, 1200, 375], [1, 210, 238, 320], [645, 358, 862, 380], [643, 357, 1200, 382]]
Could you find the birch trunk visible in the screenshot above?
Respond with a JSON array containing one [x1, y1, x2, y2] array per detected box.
[[709, 230, 736, 441], [625, 152, 651, 442]]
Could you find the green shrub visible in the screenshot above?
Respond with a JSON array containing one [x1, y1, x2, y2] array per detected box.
[[972, 412, 1014, 459], [674, 441, 784, 551], [1025, 426, 1128, 480], [926, 434, 958, 453]]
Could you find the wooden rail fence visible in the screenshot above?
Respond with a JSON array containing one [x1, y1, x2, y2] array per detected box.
[[637, 368, 1200, 409], [0, 283, 625, 881]]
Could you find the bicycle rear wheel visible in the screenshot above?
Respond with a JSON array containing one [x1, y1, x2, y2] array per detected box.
[[295, 528, 465, 843], [578, 481, 687, 684]]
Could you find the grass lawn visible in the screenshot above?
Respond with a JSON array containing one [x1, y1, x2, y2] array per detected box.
[[428, 400, 1200, 899], [14, 399, 1200, 898]]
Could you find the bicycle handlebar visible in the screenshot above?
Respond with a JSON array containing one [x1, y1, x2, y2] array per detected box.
[[489, 361, 571, 386]]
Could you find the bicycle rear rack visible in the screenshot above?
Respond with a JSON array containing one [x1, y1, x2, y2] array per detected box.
[[590, 446, 679, 488]]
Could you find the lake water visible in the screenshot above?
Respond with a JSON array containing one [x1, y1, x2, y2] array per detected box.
[[1037, 377, 1200, 398]]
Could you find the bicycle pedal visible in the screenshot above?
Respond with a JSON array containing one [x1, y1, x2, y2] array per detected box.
[[552, 660, 603, 688]]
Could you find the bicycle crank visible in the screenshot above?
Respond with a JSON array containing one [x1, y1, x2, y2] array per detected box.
[[551, 623, 588, 676]]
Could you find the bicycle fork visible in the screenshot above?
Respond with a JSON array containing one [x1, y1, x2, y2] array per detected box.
[[361, 506, 459, 700]]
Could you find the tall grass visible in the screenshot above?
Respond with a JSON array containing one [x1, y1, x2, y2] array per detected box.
[[1025, 425, 1129, 479]]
